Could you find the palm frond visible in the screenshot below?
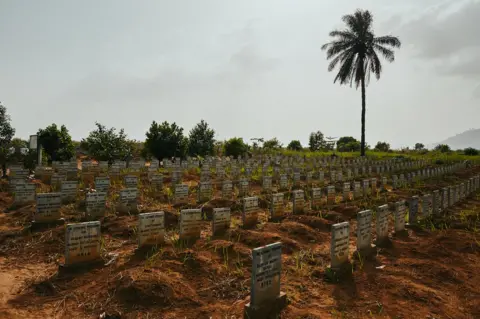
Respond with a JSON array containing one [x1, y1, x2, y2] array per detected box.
[[373, 35, 401, 48], [334, 51, 356, 85], [373, 44, 395, 62], [329, 30, 356, 40], [322, 40, 355, 59]]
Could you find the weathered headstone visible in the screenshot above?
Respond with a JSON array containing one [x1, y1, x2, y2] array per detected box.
[[279, 174, 288, 190], [198, 181, 213, 202], [243, 196, 260, 228], [355, 210, 375, 256], [65, 221, 101, 266], [221, 180, 233, 199], [118, 188, 138, 213], [394, 201, 407, 233], [327, 185, 336, 205], [138, 212, 165, 247], [238, 178, 249, 197], [329, 222, 350, 270], [244, 242, 286, 319], [421, 194, 433, 217], [270, 193, 285, 220], [408, 196, 419, 225], [95, 177, 110, 193], [311, 188, 322, 209], [342, 182, 351, 202], [14, 183, 36, 204], [212, 208, 231, 235], [179, 208, 202, 240], [61, 181, 78, 202], [262, 175, 272, 192], [292, 190, 304, 214], [86, 192, 107, 218], [375, 205, 390, 245], [35, 193, 62, 223], [124, 175, 138, 189], [174, 184, 189, 205]]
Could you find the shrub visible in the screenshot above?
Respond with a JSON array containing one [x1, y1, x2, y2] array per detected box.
[[145, 121, 188, 160], [287, 140, 302, 151], [224, 137, 248, 158], [464, 147, 479, 156], [337, 136, 360, 152], [374, 141, 390, 152], [434, 144, 451, 153]]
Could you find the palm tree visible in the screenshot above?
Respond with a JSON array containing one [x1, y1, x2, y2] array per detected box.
[[321, 10, 401, 156]]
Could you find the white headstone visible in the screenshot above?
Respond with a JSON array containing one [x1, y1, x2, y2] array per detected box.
[[65, 221, 101, 265], [138, 212, 165, 246]]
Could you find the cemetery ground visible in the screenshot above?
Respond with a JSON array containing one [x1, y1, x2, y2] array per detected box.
[[0, 164, 480, 318]]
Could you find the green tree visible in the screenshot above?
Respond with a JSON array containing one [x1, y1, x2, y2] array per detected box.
[[188, 120, 215, 157], [0, 104, 15, 177], [374, 141, 390, 152], [309, 131, 326, 151], [81, 123, 132, 163], [414, 143, 425, 151], [263, 138, 283, 150], [322, 10, 401, 156], [464, 147, 478, 156], [337, 136, 361, 152], [434, 144, 451, 153], [287, 140, 302, 151], [37, 124, 75, 163], [145, 121, 188, 160], [224, 137, 248, 158]]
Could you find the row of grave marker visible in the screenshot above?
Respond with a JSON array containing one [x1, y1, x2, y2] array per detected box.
[[61, 173, 480, 318]]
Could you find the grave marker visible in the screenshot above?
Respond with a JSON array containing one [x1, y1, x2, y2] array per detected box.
[[292, 190, 304, 214], [330, 222, 350, 270], [14, 183, 36, 204], [86, 192, 107, 218], [138, 212, 165, 247], [198, 181, 213, 202], [95, 177, 110, 193], [270, 193, 285, 220], [124, 175, 138, 188], [422, 194, 433, 217], [65, 221, 101, 266], [327, 186, 336, 205], [179, 209, 202, 240], [61, 181, 78, 202], [212, 208, 231, 235], [174, 184, 189, 205], [311, 188, 322, 209], [243, 196, 260, 228], [394, 201, 407, 233], [222, 180, 233, 199], [35, 193, 62, 222], [355, 210, 375, 255], [376, 205, 390, 245], [408, 196, 419, 225], [244, 242, 286, 319]]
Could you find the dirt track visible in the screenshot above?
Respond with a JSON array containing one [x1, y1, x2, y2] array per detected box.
[[0, 167, 479, 319]]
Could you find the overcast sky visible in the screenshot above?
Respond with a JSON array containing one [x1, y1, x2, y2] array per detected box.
[[1, 0, 479, 148]]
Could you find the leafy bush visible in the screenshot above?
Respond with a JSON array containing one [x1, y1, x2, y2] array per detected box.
[[414, 143, 425, 150], [224, 137, 248, 158], [309, 131, 326, 151], [374, 141, 390, 152], [145, 121, 188, 160], [81, 123, 133, 164], [37, 124, 75, 163], [434, 144, 451, 153], [188, 120, 215, 157], [337, 136, 360, 152], [464, 147, 479, 156], [287, 140, 302, 151], [263, 138, 283, 150]]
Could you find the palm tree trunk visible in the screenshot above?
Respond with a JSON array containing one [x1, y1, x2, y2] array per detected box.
[[360, 70, 366, 157]]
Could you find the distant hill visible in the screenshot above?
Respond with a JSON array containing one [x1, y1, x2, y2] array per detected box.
[[431, 129, 480, 150]]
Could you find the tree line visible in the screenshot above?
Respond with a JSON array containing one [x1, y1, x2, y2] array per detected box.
[[2, 102, 475, 178]]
